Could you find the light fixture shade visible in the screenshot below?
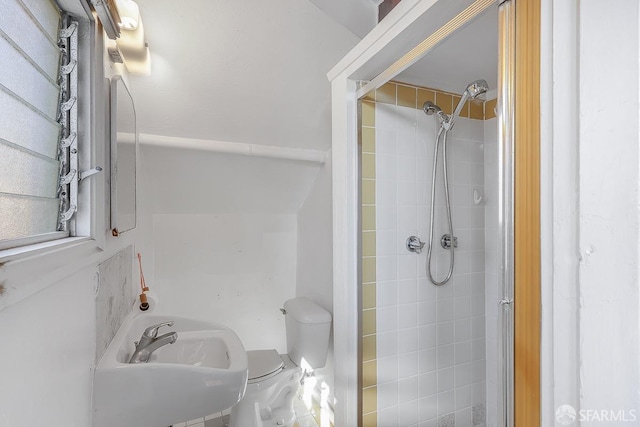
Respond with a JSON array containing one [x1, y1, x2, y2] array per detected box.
[[115, 16, 151, 75], [115, 0, 140, 30], [117, 18, 145, 52], [122, 47, 151, 76]]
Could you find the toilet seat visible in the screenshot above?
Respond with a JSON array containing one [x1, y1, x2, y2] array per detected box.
[[247, 349, 285, 384], [230, 351, 301, 427]]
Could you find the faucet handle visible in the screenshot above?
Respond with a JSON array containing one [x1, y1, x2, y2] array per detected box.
[[143, 321, 174, 339]]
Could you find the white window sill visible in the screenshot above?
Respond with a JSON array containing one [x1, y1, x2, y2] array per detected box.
[[0, 237, 103, 311]]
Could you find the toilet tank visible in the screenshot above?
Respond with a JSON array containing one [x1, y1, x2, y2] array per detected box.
[[284, 297, 332, 369]]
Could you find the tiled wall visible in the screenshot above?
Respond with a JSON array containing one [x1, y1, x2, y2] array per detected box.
[[361, 98, 378, 427], [361, 82, 495, 427]]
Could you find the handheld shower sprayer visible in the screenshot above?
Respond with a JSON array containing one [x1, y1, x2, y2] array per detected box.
[[427, 80, 490, 131], [420, 79, 489, 286], [464, 79, 490, 99], [449, 79, 489, 129]]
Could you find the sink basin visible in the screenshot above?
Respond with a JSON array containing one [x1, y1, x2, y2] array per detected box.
[[93, 313, 248, 427], [150, 330, 234, 368]]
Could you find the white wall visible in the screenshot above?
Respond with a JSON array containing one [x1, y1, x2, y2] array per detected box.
[[0, 241, 141, 427], [138, 142, 328, 352], [296, 159, 334, 311], [139, 144, 323, 215], [577, 2, 639, 417], [151, 213, 297, 352], [541, 0, 640, 423], [296, 157, 335, 407], [373, 101, 487, 426], [0, 266, 96, 427]]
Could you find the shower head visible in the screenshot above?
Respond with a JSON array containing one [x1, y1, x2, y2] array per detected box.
[[423, 101, 448, 123], [423, 101, 441, 115], [447, 79, 490, 130], [464, 79, 489, 100]]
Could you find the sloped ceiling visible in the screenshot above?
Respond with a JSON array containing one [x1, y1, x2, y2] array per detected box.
[[307, 0, 378, 38], [140, 145, 322, 214], [127, 0, 498, 152], [395, 4, 498, 95], [128, 0, 361, 151]]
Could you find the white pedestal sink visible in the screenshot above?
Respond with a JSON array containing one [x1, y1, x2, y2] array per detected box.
[[93, 313, 248, 427]]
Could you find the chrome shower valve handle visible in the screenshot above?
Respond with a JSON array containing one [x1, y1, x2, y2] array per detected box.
[[406, 236, 425, 253]]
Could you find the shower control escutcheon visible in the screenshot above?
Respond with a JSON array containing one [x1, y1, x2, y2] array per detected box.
[[406, 236, 425, 253], [441, 234, 458, 249]]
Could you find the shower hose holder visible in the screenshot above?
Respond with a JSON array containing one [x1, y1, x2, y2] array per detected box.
[[441, 234, 458, 249]]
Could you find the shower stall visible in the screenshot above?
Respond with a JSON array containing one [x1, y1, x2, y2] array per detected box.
[[327, 0, 528, 426], [359, 74, 501, 426]]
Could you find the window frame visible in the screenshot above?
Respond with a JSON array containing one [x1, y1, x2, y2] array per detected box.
[[0, 0, 109, 309]]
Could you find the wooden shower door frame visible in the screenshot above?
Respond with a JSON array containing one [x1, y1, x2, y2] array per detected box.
[[513, 0, 541, 425]]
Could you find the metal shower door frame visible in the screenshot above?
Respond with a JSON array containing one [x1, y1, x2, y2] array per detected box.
[[497, 0, 516, 426]]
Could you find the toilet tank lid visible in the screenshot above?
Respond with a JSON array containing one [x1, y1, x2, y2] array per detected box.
[[284, 297, 332, 324]]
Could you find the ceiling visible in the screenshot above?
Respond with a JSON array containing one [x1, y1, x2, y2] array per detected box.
[[126, 1, 497, 152], [396, 4, 498, 95], [307, 0, 378, 38]]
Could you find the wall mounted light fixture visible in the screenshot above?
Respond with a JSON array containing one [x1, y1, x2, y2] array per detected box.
[[111, 0, 151, 75], [115, 0, 139, 30]]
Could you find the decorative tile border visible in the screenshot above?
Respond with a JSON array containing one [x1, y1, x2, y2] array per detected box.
[[361, 98, 378, 426], [364, 81, 496, 120]]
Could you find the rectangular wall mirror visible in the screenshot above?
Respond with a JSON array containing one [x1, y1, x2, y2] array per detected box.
[[110, 75, 137, 236]]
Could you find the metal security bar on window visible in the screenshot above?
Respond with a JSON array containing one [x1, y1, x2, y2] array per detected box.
[[57, 15, 78, 234]]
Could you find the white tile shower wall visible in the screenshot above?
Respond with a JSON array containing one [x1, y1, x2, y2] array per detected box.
[[376, 103, 486, 427], [152, 213, 297, 353], [483, 117, 499, 427]]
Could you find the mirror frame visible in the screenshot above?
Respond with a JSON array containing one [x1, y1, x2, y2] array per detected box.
[[109, 75, 137, 236]]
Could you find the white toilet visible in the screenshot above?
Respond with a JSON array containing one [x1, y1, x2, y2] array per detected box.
[[229, 297, 332, 427]]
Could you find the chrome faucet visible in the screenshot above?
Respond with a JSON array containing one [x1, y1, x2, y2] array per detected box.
[[128, 321, 178, 363]]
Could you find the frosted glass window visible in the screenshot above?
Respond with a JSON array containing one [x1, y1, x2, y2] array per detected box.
[[0, 194, 60, 241], [0, 0, 61, 80], [0, 143, 60, 198], [0, 36, 60, 118], [0, 90, 60, 159], [0, 0, 64, 246]]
